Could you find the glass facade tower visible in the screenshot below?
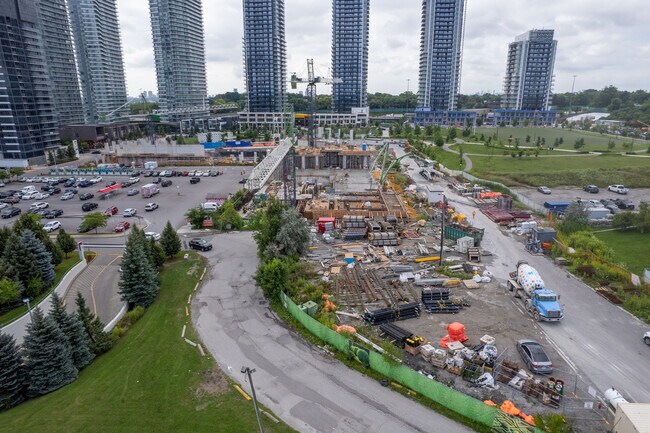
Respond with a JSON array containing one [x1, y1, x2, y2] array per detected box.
[[417, 0, 466, 111], [0, 0, 59, 161], [35, 0, 85, 126], [502, 29, 557, 111], [331, 0, 369, 113], [68, 0, 128, 123], [242, 0, 287, 113], [149, 0, 207, 116]]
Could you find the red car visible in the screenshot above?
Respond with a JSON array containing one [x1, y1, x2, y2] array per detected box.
[[113, 221, 131, 233], [181, 171, 189, 176], [104, 206, 119, 215]]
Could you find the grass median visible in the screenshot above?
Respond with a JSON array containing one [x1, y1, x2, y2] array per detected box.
[[0, 252, 295, 433]]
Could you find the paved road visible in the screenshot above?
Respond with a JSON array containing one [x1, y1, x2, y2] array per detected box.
[[395, 144, 650, 404], [193, 232, 473, 433], [64, 251, 123, 324]]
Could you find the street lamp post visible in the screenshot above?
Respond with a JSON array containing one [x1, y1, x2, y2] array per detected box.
[[241, 366, 265, 433], [23, 298, 33, 323]]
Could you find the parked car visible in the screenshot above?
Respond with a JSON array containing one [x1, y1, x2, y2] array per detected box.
[[1, 207, 21, 218], [129, 177, 140, 184], [2, 196, 20, 204], [144, 171, 153, 177], [44, 209, 63, 218], [194, 170, 203, 177], [0, 203, 7, 210], [43, 187, 61, 195], [30, 201, 49, 210], [79, 192, 94, 200], [42, 220, 61, 233], [181, 171, 189, 176], [516, 339, 553, 374], [21, 191, 38, 200], [33, 192, 50, 200], [606, 204, 621, 214], [608, 184, 629, 195], [104, 206, 119, 215], [64, 179, 76, 187], [583, 185, 599, 194], [106, 180, 117, 187], [189, 238, 213, 251], [613, 198, 635, 210], [89, 176, 103, 184], [161, 179, 172, 187], [61, 192, 75, 201], [81, 202, 98, 212], [190, 177, 201, 184], [202, 171, 210, 177], [127, 188, 139, 196], [238, 178, 247, 184], [64, 188, 78, 195], [123, 208, 137, 217], [645, 331, 650, 346], [145, 231, 161, 241], [144, 202, 159, 212], [113, 221, 131, 233], [77, 180, 91, 188]]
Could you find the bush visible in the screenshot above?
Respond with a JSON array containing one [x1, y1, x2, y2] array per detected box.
[[255, 258, 290, 301], [110, 306, 145, 341]]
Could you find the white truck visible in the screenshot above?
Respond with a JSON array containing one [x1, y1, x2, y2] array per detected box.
[[508, 261, 564, 322], [144, 161, 158, 170], [141, 183, 159, 198]]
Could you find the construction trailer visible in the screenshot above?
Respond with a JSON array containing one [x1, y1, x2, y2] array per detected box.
[[614, 403, 650, 433]]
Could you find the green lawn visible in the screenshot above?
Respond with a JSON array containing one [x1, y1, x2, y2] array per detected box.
[[449, 143, 563, 155], [468, 153, 650, 188], [474, 126, 645, 152], [0, 253, 295, 433], [594, 231, 650, 276], [0, 255, 81, 326]]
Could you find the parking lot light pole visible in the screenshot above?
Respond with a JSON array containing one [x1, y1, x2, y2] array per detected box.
[[241, 366, 264, 433]]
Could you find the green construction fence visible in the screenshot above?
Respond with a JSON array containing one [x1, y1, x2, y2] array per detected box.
[[280, 292, 543, 433]]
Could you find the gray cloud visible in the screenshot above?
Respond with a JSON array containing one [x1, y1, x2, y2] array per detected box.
[[116, 0, 650, 97]]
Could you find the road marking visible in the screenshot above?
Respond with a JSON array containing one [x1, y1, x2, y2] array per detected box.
[[89, 256, 121, 318], [540, 330, 578, 373]]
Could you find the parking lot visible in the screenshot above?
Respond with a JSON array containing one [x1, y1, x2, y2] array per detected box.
[[513, 185, 650, 210], [0, 166, 250, 235]]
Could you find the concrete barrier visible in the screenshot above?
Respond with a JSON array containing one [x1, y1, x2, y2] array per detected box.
[[103, 303, 128, 333]]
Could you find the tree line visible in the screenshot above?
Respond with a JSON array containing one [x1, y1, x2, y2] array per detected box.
[[0, 220, 183, 413], [0, 215, 76, 311]]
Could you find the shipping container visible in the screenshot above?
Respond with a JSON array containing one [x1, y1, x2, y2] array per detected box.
[[444, 224, 485, 246]]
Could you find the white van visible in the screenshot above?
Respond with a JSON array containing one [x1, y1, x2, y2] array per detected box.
[[21, 185, 36, 193], [201, 202, 219, 211]]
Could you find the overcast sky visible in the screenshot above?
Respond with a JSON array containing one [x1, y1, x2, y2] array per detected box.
[[116, 0, 650, 97]]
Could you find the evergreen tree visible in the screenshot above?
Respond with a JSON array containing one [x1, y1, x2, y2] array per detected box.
[[0, 332, 25, 411], [56, 228, 76, 258], [23, 308, 78, 397], [118, 231, 159, 308], [2, 233, 38, 291], [75, 293, 112, 355], [160, 221, 181, 258], [49, 293, 94, 370], [149, 237, 166, 268], [0, 226, 12, 254], [13, 215, 62, 265], [21, 230, 55, 288], [132, 227, 154, 269]]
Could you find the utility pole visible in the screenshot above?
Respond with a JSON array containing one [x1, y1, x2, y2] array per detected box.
[[241, 366, 265, 433]]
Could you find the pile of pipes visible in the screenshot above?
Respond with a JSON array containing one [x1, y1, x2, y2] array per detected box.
[[363, 302, 421, 325], [343, 215, 366, 228], [343, 227, 367, 240], [421, 288, 467, 314], [378, 323, 414, 348], [368, 231, 400, 246]]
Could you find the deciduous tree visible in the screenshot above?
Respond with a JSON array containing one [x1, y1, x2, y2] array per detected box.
[[56, 228, 76, 258], [79, 212, 110, 234]]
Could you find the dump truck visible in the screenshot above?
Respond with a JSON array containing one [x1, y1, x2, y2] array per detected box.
[[141, 183, 159, 198], [507, 261, 564, 322]]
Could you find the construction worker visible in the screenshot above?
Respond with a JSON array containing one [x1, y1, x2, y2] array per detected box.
[[472, 210, 476, 220]]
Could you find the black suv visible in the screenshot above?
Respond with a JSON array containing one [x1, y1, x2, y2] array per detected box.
[[583, 185, 599, 194], [161, 179, 172, 187], [45, 209, 64, 218], [614, 198, 635, 210], [82, 202, 98, 212], [188, 238, 212, 251], [190, 177, 200, 184], [80, 192, 94, 200], [1, 207, 21, 218]]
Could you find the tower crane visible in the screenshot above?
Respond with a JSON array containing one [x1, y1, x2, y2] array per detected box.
[[290, 59, 342, 147]]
